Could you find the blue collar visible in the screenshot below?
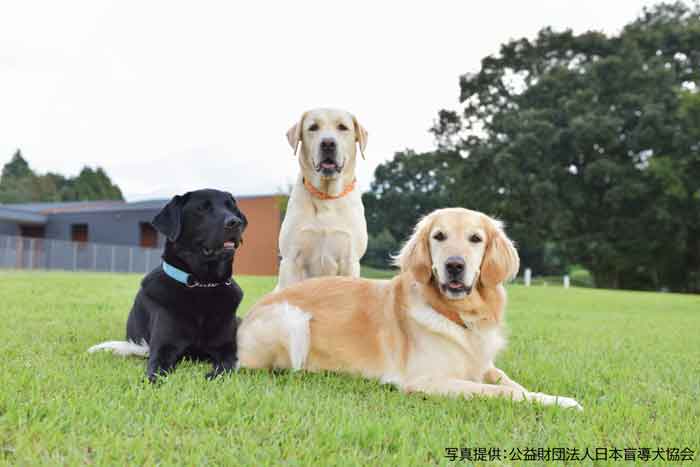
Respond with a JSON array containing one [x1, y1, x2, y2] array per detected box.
[[162, 261, 231, 288]]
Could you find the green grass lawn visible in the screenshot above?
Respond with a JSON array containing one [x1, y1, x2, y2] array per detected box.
[[0, 270, 698, 466]]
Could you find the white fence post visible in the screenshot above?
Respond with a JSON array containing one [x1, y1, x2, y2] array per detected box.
[[3, 236, 9, 267], [28, 239, 35, 270], [563, 275, 570, 289], [72, 243, 78, 271], [93, 244, 98, 270], [128, 248, 133, 273], [110, 246, 116, 272], [524, 268, 532, 287]]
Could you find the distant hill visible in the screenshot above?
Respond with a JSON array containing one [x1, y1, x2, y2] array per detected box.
[[0, 149, 123, 203]]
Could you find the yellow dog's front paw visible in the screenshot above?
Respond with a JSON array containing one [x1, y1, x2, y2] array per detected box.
[[529, 392, 583, 411]]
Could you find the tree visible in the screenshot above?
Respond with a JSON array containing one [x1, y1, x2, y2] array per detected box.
[[428, 1, 700, 291], [60, 167, 124, 201], [0, 151, 124, 203], [1, 150, 32, 180], [363, 150, 463, 244], [366, 2, 700, 291]]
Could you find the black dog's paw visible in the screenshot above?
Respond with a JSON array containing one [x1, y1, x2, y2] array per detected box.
[[146, 371, 170, 384], [205, 367, 234, 381]]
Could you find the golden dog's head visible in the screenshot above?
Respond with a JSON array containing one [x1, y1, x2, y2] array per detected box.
[[395, 208, 519, 300], [286, 108, 368, 185]]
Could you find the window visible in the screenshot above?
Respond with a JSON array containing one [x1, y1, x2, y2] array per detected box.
[[140, 222, 158, 248], [20, 225, 45, 238], [71, 224, 88, 243]]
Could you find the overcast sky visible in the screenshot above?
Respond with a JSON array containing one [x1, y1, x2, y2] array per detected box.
[[1, 0, 662, 201]]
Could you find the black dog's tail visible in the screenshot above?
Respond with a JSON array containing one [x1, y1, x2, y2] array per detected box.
[[87, 340, 150, 358]]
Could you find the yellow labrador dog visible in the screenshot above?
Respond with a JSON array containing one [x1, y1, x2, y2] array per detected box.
[[277, 108, 368, 289], [239, 208, 582, 410]]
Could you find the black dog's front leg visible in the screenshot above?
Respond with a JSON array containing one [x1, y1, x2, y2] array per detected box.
[[147, 343, 184, 383], [206, 341, 237, 380]]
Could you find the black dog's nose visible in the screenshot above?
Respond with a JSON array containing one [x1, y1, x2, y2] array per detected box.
[[224, 215, 243, 230], [320, 138, 336, 153], [445, 256, 465, 276]]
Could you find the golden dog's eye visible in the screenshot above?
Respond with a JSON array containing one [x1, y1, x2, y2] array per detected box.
[[308, 123, 319, 131], [433, 231, 446, 241], [337, 123, 348, 131], [469, 234, 482, 243]]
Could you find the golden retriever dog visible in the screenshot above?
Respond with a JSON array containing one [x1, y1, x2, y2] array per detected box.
[[277, 108, 368, 289], [238, 208, 582, 410]]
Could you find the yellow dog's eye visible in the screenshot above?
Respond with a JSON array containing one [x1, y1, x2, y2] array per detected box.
[[433, 231, 446, 241], [337, 123, 348, 131], [469, 234, 482, 243], [308, 123, 319, 131]]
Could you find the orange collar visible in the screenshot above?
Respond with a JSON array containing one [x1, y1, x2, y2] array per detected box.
[[303, 178, 356, 200]]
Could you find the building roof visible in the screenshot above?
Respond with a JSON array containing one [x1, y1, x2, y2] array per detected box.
[[1, 193, 280, 217], [0, 206, 48, 224]]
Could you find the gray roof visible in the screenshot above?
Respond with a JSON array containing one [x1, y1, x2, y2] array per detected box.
[[0, 206, 48, 224], [3, 200, 126, 214], [1, 193, 279, 216]]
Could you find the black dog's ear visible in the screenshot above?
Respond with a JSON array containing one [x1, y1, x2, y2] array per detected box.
[[152, 193, 189, 242]]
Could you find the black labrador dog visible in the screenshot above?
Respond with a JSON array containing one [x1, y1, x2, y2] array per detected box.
[[89, 189, 247, 381]]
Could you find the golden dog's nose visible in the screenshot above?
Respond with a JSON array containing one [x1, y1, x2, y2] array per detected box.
[[445, 256, 465, 276]]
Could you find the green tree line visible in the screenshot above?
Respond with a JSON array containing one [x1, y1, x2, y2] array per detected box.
[[0, 149, 123, 203], [363, 2, 700, 293]]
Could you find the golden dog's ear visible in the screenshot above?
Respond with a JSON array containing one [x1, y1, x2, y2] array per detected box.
[[393, 214, 433, 283], [286, 113, 306, 157], [480, 217, 520, 287], [352, 115, 368, 160]]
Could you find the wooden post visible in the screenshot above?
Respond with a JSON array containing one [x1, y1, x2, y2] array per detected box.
[[524, 268, 532, 287]]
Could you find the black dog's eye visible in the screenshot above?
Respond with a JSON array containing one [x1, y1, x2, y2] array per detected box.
[[469, 234, 483, 243], [226, 199, 235, 209], [308, 123, 319, 132], [337, 123, 348, 131], [433, 231, 446, 241]]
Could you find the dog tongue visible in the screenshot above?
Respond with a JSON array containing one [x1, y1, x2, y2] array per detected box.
[[321, 161, 336, 169], [223, 241, 236, 250], [449, 281, 463, 289]]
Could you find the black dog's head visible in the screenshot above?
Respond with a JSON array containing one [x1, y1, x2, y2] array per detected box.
[[152, 189, 248, 283]]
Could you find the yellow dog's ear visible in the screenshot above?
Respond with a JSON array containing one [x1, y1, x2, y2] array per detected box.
[[286, 112, 307, 157], [480, 217, 520, 287], [352, 115, 368, 160], [393, 214, 433, 283]]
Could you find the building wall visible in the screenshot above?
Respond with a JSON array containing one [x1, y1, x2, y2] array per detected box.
[[40, 195, 281, 276], [234, 196, 281, 276], [44, 210, 166, 248], [0, 220, 18, 236]]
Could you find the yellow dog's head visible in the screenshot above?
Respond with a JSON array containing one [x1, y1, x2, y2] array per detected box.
[[286, 108, 368, 187]]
